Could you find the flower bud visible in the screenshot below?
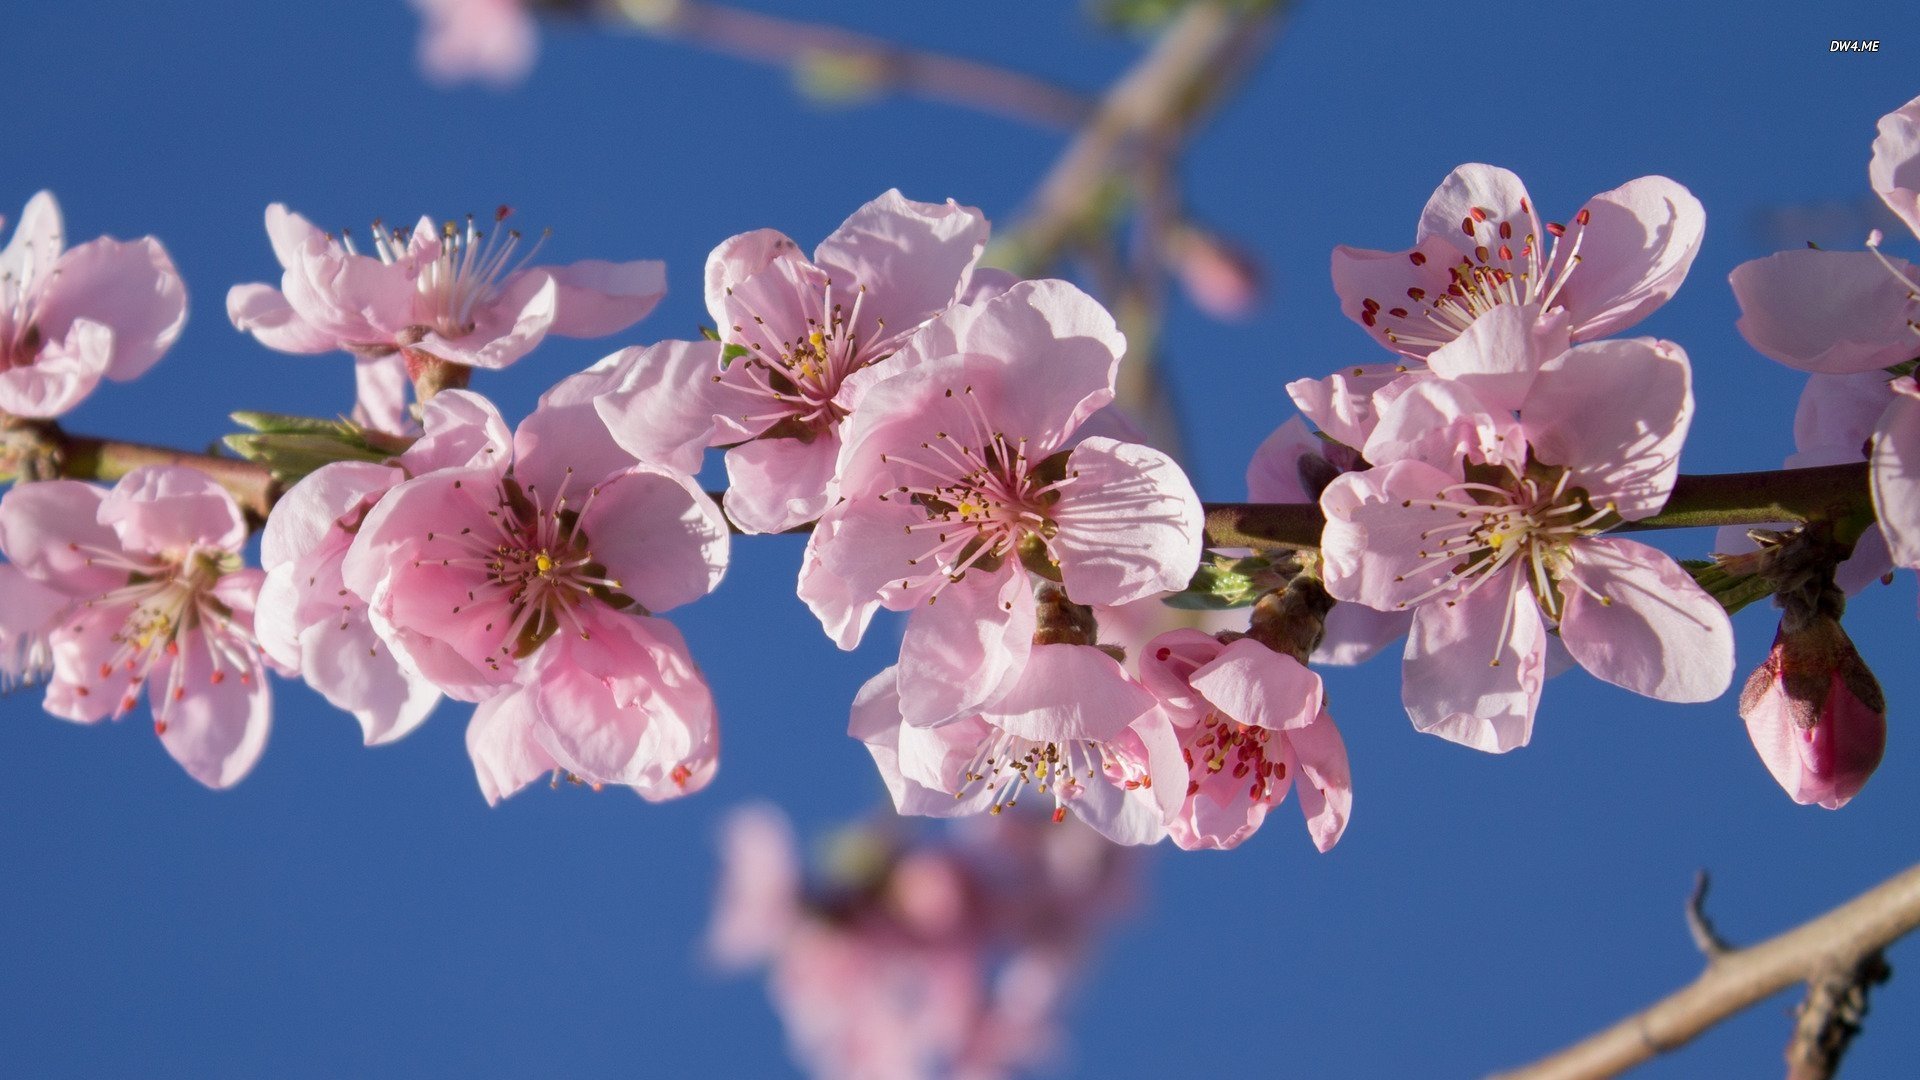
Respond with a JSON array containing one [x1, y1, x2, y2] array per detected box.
[[1738, 615, 1886, 809], [1166, 224, 1261, 319]]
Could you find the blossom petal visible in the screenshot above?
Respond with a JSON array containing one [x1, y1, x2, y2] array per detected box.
[[896, 572, 1035, 729], [1401, 573, 1545, 752], [1286, 709, 1353, 852], [1552, 176, 1705, 341], [1730, 249, 1920, 374], [1559, 537, 1734, 702], [1050, 437, 1203, 607], [812, 189, 989, 333], [1187, 638, 1323, 732], [579, 466, 729, 613], [1363, 373, 1524, 472], [1416, 164, 1540, 254], [397, 388, 514, 475], [0, 318, 111, 418], [0, 479, 121, 596], [703, 228, 804, 322], [1522, 337, 1693, 520], [543, 259, 666, 337], [593, 340, 730, 475], [36, 236, 187, 380], [465, 685, 557, 806], [723, 433, 840, 535], [99, 466, 247, 556], [1870, 93, 1920, 240], [849, 667, 996, 818], [1872, 378, 1920, 569], [227, 283, 337, 354], [1424, 302, 1571, 412], [151, 640, 271, 790], [975, 643, 1154, 744]]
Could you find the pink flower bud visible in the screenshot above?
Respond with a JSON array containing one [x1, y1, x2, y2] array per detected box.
[[1739, 617, 1886, 809], [1167, 225, 1262, 319]]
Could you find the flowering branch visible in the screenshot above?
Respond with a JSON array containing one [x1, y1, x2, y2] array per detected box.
[[1204, 462, 1875, 551], [596, 0, 1094, 128], [0, 416, 279, 522], [1487, 862, 1920, 1080]]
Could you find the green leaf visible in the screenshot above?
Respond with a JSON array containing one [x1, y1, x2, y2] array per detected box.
[[720, 343, 750, 368], [1685, 558, 1775, 616], [699, 325, 721, 341]]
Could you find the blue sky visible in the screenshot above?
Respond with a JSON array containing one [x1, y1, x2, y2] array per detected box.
[[1, 1, 1916, 1076]]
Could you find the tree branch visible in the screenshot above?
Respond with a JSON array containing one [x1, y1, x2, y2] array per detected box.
[[598, 0, 1094, 129], [1, 418, 278, 523], [1486, 862, 1920, 1080]]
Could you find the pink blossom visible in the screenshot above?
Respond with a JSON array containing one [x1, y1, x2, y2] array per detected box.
[[801, 279, 1203, 727], [709, 804, 1131, 1080], [1740, 617, 1886, 809], [1332, 165, 1703, 370], [0, 191, 187, 419], [340, 376, 727, 803], [1728, 93, 1920, 574], [850, 651, 1185, 846], [0, 468, 273, 788], [409, 0, 537, 88], [228, 204, 664, 371], [1319, 338, 1734, 751], [1139, 629, 1351, 851], [253, 390, 511, 746], [595, 190, 990, 533]]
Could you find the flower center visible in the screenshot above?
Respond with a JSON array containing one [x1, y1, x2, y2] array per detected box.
[[876, 386, 1078, 599], [1394, 466, 1618, 659], [1180, 710, 1286, 805], [957, 729, 1147, 824], [419, 469, 629, 668], [345, 206, 547, 341], [66, 545, 250, 727], [0, 243, 53, 370], [727, 277, 892, 439], [1363, 202, 1590, 357]]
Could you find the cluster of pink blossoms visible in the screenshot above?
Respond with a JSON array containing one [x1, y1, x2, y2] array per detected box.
[[709, 805, 1137, 1080], [1274, 163, 1735, 752]]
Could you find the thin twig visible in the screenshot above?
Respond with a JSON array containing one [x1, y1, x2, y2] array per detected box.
[[599, 0, 1093, 128], [1486, 863, 1920, 1080], [1784, 951, 1891, 1080], [1688, 870, 1734, 960]]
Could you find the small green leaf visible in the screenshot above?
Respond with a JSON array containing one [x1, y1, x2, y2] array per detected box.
[[720, 343, 750, 368]]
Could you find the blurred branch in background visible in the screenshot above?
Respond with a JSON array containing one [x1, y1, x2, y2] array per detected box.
[[1488, 863, 1920, 1080], [595, 0, 1095, 127]]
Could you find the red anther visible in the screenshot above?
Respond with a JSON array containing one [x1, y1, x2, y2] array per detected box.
[[1361, 297, 1380, 312], [1408, 251, 1427, 266], [1474, 245, 1490, 263], [1388, 307, 1408, 319], [1519, 197, 1530, 214], [1123, 780, 1140, 790], [166, 641, 179, 657], [1469, 206, 1488, 222], [1407, 287, 1426, 301], [210, 671, 225, 685], [154, 720, 168, 735], [1249, 780, 1265, 801], [1361, 310, 1376, 327], [1546, 221, 1566, 237], [1139, 776, 1151, 788], [75, 686, 90, 697], [1275, 761, 1288, 779], [1460, 216, 1477, 236], [239, 673, 251, 685], [1232, 762, 1250, 779], [1155, 647, 1172, 661], [172, 687, 184, 702], [1498, 221, 1513, 239], [1051, 807, 1067, 824], [671, 764, 692, 788], [1499, 244, 1513, 261], [1186, 780, 1201, 797], [495, 204, 513, 222], [120, 696, 138, 712], [99, 663, 112, 679], [1182, 748, 1194, 767], [1575, 208, 1591, 226]]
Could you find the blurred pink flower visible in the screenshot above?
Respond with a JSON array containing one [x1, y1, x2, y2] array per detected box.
[[0, 468, 272, 788], [409, 0, 538, 88], [0, 191, 187, 419], [228, 204, 664, 371]]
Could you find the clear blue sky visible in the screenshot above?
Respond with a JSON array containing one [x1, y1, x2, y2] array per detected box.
[[1, 1, 1916, 1076]]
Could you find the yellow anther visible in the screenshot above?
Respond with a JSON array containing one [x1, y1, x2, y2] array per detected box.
[[534, 552, 555, 575]]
